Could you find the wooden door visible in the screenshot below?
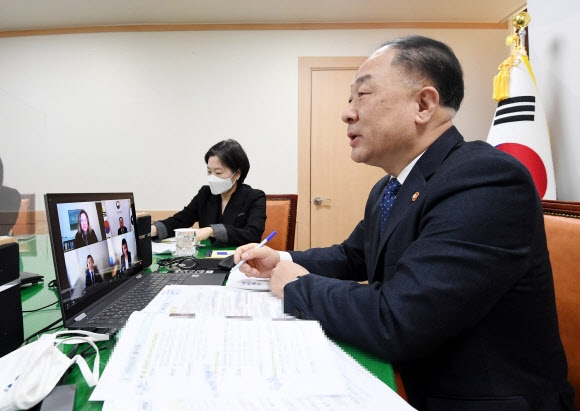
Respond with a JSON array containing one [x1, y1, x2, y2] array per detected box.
[[297, 57, 386, 249]]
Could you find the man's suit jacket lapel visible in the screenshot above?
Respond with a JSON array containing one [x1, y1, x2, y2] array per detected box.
[[368, 174, 427, 283], [369, 126, 464, 283]]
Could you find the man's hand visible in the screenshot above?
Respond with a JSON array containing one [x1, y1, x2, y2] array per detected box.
[[270, 261, 309, 299], [234, 244, 280, 278]]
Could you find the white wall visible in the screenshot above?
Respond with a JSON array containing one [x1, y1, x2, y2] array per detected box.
[[0, 28, 509, 211], [528, 0, 580, 201]]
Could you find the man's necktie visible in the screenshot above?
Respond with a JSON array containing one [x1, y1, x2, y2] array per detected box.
[[380, 178, 401, 232]]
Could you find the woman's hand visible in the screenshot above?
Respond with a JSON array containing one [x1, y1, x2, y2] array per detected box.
[[195, 227, 214, 242]]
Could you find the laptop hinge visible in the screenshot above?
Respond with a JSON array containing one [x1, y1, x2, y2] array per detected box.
[[75, 313, 87, 322]]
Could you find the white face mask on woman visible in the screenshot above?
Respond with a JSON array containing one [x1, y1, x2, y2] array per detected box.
[[207, 174, 236, 195]]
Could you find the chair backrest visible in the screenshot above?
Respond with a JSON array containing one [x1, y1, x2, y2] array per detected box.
[[12, 193, 36, 236], [542, 199, 580, 409], [264, 194, 298, 251], [0, 187, 22, 236]]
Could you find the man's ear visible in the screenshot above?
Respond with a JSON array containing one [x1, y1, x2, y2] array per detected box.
[[415, 86, 439, 124]]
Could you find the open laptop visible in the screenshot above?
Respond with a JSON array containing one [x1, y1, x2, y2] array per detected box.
[[45, 192, 228, 331]]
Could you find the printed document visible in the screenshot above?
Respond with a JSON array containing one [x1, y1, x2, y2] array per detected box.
[[91, 285, 417, 410], [91, 312, 345, 401]]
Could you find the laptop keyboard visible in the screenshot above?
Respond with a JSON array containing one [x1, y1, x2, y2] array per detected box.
[[87, 273, 192, 325]]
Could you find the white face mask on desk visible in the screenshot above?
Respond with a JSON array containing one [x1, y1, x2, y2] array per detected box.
[[208, 174, 236, 195], [0, 330, 109, 411]]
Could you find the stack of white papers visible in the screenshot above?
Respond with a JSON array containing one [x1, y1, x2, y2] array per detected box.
[[90, 286, 416, 411], [225, 268, 271, 291], [142, 285, 286, 318], [151, 241, 176, 255]]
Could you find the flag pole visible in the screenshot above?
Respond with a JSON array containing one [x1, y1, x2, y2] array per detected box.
[[513, 11, 531, 52]]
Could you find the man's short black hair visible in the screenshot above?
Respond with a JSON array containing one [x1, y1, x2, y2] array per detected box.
[[379, 35, 464, 112]]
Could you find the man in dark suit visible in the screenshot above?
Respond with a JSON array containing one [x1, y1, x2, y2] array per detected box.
[[117, 216, 128, 235], [85, 255, 102, 288], [235, 36, 575, 410]]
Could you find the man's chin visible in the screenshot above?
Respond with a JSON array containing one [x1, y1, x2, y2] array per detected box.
[[350, 150, 366, 164]]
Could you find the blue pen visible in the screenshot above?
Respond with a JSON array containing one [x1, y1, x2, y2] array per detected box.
[[230, 231, 277, 272]]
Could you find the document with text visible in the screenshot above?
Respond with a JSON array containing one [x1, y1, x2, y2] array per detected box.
[[141, 284, 287, 318], [98, 325, 416, 410], [91, 312, 346, 401], [91, 285, 416, 410]]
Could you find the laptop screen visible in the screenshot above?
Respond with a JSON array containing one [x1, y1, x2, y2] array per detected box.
[[45, 192, 144, 324]]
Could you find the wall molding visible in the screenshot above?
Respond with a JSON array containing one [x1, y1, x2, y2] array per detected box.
[[0, 21, 508, 38]]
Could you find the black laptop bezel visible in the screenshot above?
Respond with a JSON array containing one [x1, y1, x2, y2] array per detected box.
[[44, 192, 145, 327]]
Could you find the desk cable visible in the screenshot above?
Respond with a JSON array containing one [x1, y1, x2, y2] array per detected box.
[[23, 318, 63, 345], [22, 300, 58, 313]]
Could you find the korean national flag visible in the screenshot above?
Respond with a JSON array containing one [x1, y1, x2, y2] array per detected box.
[[486, 52, 556, 200]]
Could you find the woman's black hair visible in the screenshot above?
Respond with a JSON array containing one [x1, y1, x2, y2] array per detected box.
[[204, 139, 250, 184]]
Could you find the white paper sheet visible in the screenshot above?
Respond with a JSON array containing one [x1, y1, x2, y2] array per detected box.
[[92, 285, 416, 411], [225, 268, 271, 291], [151, 241, 176, 254], [98, 333, 417, 410], [142, 284, 287, 318], [91, 312, 345, 402]]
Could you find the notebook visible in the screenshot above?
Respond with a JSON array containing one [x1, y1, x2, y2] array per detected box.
[[44, 192, 228, 331]]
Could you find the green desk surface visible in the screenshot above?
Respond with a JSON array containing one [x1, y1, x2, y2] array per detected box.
[[18, 235, 396, 410]]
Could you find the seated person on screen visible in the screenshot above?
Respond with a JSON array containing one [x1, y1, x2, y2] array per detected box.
[[0, 157, 21, 236], [120, 238, 132, 272], [234, 36, 575, 410], [151, 139, 266, 246], [118, 216, 128, 235], [73, 209, 98, 249], [84, 255, 102, 288]]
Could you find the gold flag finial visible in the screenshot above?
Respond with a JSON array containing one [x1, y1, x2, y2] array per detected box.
[[493, 12, 532, 101], [513, 11, 531, 31]]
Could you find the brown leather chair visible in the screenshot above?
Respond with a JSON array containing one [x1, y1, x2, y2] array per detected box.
[[542, 199, 580, 409], [12, 193, 36, 236], [0, 186, 21, 236], [264, 194, 298, 251]]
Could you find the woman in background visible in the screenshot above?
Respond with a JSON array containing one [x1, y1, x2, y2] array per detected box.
[[120, 238, 132, 271], [151, 139, 266, 246], [73, 209, 98, 249]]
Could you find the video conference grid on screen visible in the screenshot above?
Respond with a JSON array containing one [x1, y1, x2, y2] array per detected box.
[[54, 197, 140, 307]]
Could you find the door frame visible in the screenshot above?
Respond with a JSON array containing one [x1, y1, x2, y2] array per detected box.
[[297, 56, 366, 250]]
